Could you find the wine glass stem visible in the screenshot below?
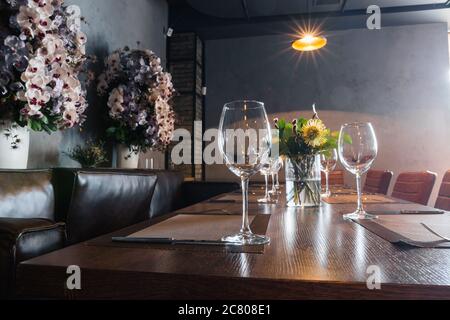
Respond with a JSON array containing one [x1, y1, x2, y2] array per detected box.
[[276, 173, 280, 188], [325, 172, 330, 195], [271, 173, 276, 192], [241, 177, 251, 234], [356, 173, 363, 212], [264, 174, 269, 199]]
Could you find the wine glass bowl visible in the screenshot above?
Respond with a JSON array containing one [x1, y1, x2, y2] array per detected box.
[[218, 101, 272, 245], [338, 122, 378, 220]]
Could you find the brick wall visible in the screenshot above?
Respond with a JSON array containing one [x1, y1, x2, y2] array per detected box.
[[168, 33, 204, 180]]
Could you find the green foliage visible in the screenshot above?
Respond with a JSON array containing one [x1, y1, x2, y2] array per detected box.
[[65, 140, 108, 168]]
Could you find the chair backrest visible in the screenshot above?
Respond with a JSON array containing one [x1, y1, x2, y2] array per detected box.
[[364, 170, 393, 195], [321, 170, 345, 186], [392, 171, 437, 205], [147, 170, 185, 218], [436, 171, 450, 211], [52, 169, 158, 245], [0, 170, 54, 220]]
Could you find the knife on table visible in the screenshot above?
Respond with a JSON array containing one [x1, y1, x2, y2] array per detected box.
[[112, 237, 242, 246]]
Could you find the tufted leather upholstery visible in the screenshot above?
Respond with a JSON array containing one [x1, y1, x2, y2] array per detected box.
[[436, 171, 450, 211], [364, 170, 393, 195], [321, 170, 345, 186], [392, 171, 437, 205]]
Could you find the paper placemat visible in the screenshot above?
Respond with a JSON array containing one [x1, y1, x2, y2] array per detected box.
[[86, 214, 271, 254], [353, 214, 450, 248], [128, 214, 254, 241], [213, 194, 264, 204], [323, 194, 397, 204]]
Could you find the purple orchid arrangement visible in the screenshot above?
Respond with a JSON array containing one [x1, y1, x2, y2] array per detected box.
[[97, 47, 175, 152], [0, 0, 92, 133]]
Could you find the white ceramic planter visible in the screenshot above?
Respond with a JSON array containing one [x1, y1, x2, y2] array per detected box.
[[116, 144, 140, 169], [0, 122, 30, 169]]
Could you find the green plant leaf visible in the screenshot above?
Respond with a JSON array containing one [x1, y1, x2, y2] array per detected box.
[[29, 119, 42, 132]]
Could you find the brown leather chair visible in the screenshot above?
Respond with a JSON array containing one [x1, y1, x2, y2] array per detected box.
[[435, 171, 450, 211], [392, 171, 437, 205], [321, 170, 345, 186], [364, 170, 393, 195]]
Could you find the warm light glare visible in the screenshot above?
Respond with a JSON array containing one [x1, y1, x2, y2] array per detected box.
[[292, 34, 327, 52]]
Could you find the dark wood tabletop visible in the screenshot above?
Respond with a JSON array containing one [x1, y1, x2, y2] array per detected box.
[[16, 188, 450, 300]]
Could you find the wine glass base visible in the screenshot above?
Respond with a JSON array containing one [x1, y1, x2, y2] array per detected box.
[[222, 232, 270, 246], [258, 198, 278, 204], [321, 192, 332, 198], [343, 211, 378, 220]]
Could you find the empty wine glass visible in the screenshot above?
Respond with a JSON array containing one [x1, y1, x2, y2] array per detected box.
[[338, 122, 378, 220], [258, 158, 277, 204], [275, 158, 283, 191], [218, 101, 272, 245], [270, 157, 283, 196], [320, 149, 338, 197]]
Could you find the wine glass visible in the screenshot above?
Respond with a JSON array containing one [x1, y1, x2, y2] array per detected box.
[[320, 149, 338, 197], [338, 122, 378, 220], [258, 158, 277, 204], [270, 157, 283, 195], [218, 100, 272, 245], [275, 158, 283, 191]]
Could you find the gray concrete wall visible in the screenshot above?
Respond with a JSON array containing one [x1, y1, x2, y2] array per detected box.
[[28, 0, 168, 168], [204, 23, 450, 205]]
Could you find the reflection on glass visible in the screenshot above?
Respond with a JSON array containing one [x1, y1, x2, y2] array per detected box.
[[338, 122, 378, 220], [218, 100, 272, 245]]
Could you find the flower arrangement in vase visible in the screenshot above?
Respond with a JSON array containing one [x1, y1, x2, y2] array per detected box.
[[275, 108, 344, 207], [97, 47, 175, 168], [0, 0, 92, 168]]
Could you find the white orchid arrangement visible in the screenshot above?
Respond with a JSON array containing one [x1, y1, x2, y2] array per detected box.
[[0, 0, 92, 133], [97, 47, 175, 153]]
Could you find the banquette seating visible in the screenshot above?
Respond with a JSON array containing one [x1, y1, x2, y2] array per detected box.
[[0, 169, 238, 298]]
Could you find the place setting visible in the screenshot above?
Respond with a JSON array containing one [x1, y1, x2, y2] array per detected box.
[[330, 122, 450, 248], [109, 100, 275, 251]]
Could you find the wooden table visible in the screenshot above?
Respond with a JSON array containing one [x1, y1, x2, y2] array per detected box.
[[16, 189, 450, 300]]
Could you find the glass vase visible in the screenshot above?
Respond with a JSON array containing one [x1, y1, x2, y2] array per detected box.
[[285, 155, 321, 207]]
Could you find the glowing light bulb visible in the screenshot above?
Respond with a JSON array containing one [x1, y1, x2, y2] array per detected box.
[[292, 34, 327, 52]]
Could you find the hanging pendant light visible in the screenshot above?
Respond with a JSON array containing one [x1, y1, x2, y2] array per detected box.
[[292, 33, 327, 52]]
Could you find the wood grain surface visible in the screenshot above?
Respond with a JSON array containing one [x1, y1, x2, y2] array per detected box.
[[16, 188, 450, 300]]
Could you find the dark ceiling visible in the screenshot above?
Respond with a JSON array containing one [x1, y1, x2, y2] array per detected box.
[[168, 0, 450, 39], [181, 0, 447, 19]]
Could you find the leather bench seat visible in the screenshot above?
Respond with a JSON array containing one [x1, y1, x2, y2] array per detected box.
[[0, 168, 239, 298]]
